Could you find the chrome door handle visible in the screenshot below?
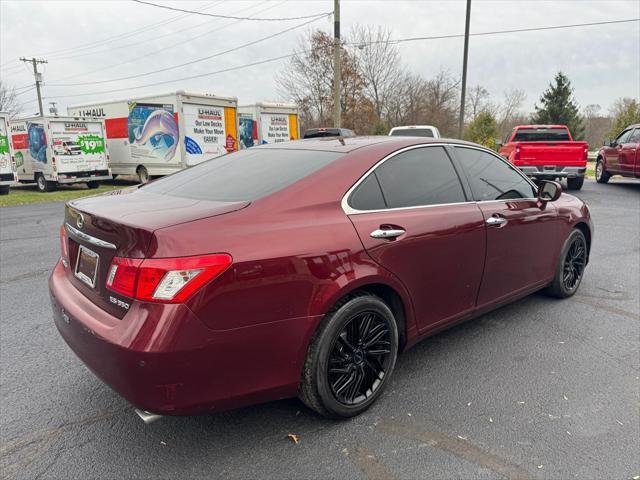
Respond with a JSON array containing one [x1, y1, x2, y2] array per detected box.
[[370, 229, 405, 239], [486, 216, 507, 226]]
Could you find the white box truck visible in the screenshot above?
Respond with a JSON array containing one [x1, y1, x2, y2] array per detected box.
[[238, 102, 299, 148], [68, 91, 239, 183], [0, 111, 17, 195], [10, 116, 111, 192]]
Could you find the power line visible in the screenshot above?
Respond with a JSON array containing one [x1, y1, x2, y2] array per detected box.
[[131, 0, 332, 21], [45, 0, 280, 85], [43, 17, 639, 102], [47, 13, 328, 87], [13, 86, 36, 97], [44, 53, 298, 100], [7, 1, 223, 64]]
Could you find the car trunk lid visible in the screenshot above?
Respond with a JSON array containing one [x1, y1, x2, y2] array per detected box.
[[63, 187, 249, 318]]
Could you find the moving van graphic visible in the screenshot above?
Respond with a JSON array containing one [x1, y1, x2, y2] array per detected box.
[[128, 103, 178, 162], [28, 123, 47, 163]]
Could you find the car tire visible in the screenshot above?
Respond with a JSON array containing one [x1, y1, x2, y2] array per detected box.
[[299, 292, 399, 419], [595, 159, 610, 184], [0, 185, 9, 195], [137, 166, 150, 184], [566, 177, 584, 190], [544, 228, 588, 299], [36, 174, 54, 192], [86, 181, 100, 189]]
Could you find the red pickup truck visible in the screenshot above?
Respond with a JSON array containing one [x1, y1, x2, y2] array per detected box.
[[595, 124, 640, 183], [498, 125, 588, 190]]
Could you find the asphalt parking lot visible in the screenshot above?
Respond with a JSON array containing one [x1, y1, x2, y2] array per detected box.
[[1, 179, 639, 480]]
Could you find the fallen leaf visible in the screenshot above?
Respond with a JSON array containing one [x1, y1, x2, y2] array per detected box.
[[489, 417, 493, 423], [566, 431, 572, 436], [457, 435, 467, 441], [537, 465, 543, 469], [160, 441, 167, 446], [563, 395, 568, 401], [408, 413, 412, 417], [287, 433, 300, 445]]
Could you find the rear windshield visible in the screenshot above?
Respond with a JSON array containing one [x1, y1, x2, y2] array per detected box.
[[143, 148, 343, 202], [513, 128, 570, 142], [390, 129, 434, 138]]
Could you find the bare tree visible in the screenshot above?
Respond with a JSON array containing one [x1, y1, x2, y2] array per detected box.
[[351, 25, 403, 124], [467, 85, 491, 121], [423, 70, 460, 137], [498, 88, 527, 137], [0, 81, 23, 117]]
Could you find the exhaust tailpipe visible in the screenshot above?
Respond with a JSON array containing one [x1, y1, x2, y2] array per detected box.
[[135, 409, 163, 424]]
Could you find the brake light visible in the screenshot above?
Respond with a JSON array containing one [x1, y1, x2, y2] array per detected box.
[[514, 146, 521, 161], [583, 145, 589, 161], [106, 254, 232, 303]]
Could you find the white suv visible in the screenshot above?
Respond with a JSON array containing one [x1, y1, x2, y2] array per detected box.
[[388, 125, 441, 138]]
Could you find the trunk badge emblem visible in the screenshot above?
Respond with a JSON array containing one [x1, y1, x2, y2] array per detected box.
[[76, 213, 84, 229]]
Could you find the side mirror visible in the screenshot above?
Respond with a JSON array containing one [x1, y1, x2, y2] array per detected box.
[[538, 180, 562, 202], [495, 139, 503, 147]]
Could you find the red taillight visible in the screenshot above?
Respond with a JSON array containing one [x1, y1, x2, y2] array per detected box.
[[514, 146, 521, 161], [59, 225, 69, 264], [106, 257, 143, 298], [106, 254, 232, 303], [583, 146, 589, 161]]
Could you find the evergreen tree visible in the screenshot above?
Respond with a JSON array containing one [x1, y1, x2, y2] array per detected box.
[[464, 111, 500, 150], [532, 72, 584, 139]]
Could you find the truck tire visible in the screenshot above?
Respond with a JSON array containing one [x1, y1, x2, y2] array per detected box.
[[36, 174, 55, 192], [567, 177, 584, 190], [595, 158, 610, 184], [0, 185, 9, 195], [137, 166, 149, 184], [86, 181, 100, 189]]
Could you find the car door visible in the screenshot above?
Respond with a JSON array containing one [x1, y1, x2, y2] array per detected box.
[[451, 146, 561, 308], [345, 145, 486, 332], [605, 128, 633, 173], [620, 128, 640, 176]]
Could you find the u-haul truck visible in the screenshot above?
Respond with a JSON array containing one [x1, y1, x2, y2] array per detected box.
[[10, 116, 111, 192], [68, 91, 238, 183], [238, 102, 299, 148], [0, 111, 17, 195]]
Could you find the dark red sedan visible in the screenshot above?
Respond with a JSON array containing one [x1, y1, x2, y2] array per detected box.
[[49, 137, 593, 420]]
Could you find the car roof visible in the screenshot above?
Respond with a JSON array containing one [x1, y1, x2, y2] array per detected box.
[[513, 125, 569, 129], [389, 125, 437, 130], [254, 135, 478, 153]]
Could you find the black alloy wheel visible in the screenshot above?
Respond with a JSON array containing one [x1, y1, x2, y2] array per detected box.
[[545, 228, 588, 298], [299, 293, 399, 418], [562, 234, 587, 292], [328, 311, 393, 406]]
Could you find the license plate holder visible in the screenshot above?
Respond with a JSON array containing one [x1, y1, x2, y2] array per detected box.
[[75, 245, 99, 288]]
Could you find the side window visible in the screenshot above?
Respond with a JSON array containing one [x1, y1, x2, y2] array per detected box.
[[505, 129, 515, 144], [615, 129, 633, 145], [454, 147, 537, 201], [628, 129, 640, 143], [373, 147, 466, 208], [349, 174, 386, 211]]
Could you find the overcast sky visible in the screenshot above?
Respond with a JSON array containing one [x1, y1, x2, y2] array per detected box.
[[1, 0, 638, 117]]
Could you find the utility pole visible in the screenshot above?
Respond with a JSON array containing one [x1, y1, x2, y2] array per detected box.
[[20, 57, 47, 117], [458, 0, 471, 139], [333, 0, 341, 128]]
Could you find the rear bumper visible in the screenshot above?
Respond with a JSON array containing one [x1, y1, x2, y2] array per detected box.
[[57, 170, 112, 184], [518, 166, 586, 179], [49, 260, 315, 415]]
